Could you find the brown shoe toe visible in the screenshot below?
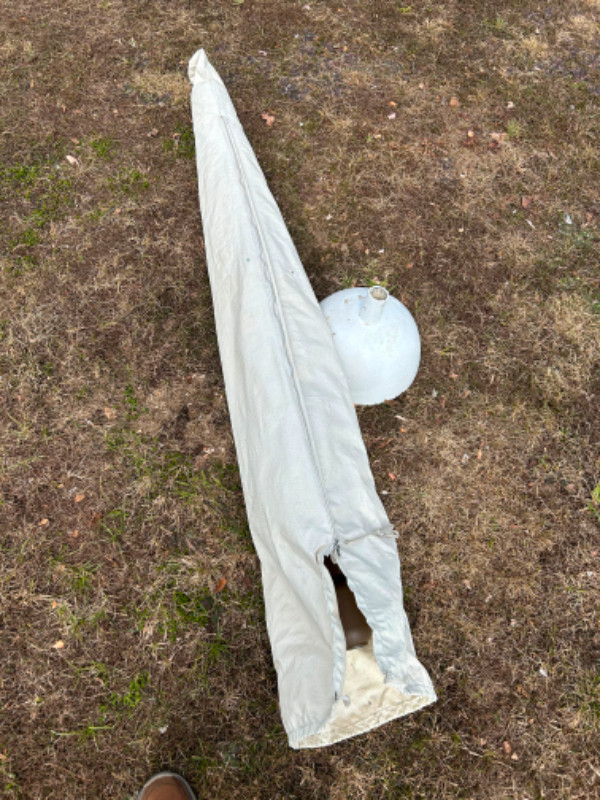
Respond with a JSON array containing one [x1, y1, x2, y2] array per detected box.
[[138, 772, 196, 800]]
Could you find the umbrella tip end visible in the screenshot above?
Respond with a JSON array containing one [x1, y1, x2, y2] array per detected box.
[[188, 48, 209, 84]]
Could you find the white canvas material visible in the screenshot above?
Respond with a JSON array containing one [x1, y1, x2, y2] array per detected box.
[[189, 49, 436, 748]]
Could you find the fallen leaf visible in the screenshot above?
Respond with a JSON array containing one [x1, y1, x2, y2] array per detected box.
[[74, 494, 85, 503], [521, 195, 534, 209], [388, 473, 396, 481], [52, 640, 65, 650], [261, 111, 275, 127], [511, 753, 519, 761], [503, 740, 512, 755], [38, 518, 49, 527], [104, 406, 117, 420], [449, 96, 460, 107], [70, 529, 79, 539], [215, 577, 227, 593]]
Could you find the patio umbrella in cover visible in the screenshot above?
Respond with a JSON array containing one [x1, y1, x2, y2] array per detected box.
[[189, 49, 436, 748]]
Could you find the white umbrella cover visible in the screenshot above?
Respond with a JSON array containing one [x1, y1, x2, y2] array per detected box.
[[189, 49, 436, 748]]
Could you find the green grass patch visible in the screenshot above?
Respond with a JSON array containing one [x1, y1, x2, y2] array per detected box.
[[163, 124, 195, 159], [100, 505, 131, 542], [105, 428, 240, 506], [588, 483, 600, 523], [90, 136, 116, 160], [0, 163, 40, 187], [122, 383, 148, 421], [107, 670, 150, 711], [3, 160, 74, 271], [109, 167, 149, 196], [131, 581, 228, 646]]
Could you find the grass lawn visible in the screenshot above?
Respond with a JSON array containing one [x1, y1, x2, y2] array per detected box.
[[0, 0, 598, 798]]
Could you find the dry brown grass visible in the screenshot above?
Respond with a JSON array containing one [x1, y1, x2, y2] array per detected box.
[[1, 0, 599, 798]]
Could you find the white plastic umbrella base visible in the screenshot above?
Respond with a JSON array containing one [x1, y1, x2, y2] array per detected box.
[[189, 49, 436, 748], [320, 285, 421, 405]]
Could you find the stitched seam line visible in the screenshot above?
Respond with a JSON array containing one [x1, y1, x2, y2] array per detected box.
[[220, 114, 339, 550]]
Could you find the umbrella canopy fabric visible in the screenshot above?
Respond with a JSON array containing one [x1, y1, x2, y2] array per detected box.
[[189, 49, 436, 748]]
